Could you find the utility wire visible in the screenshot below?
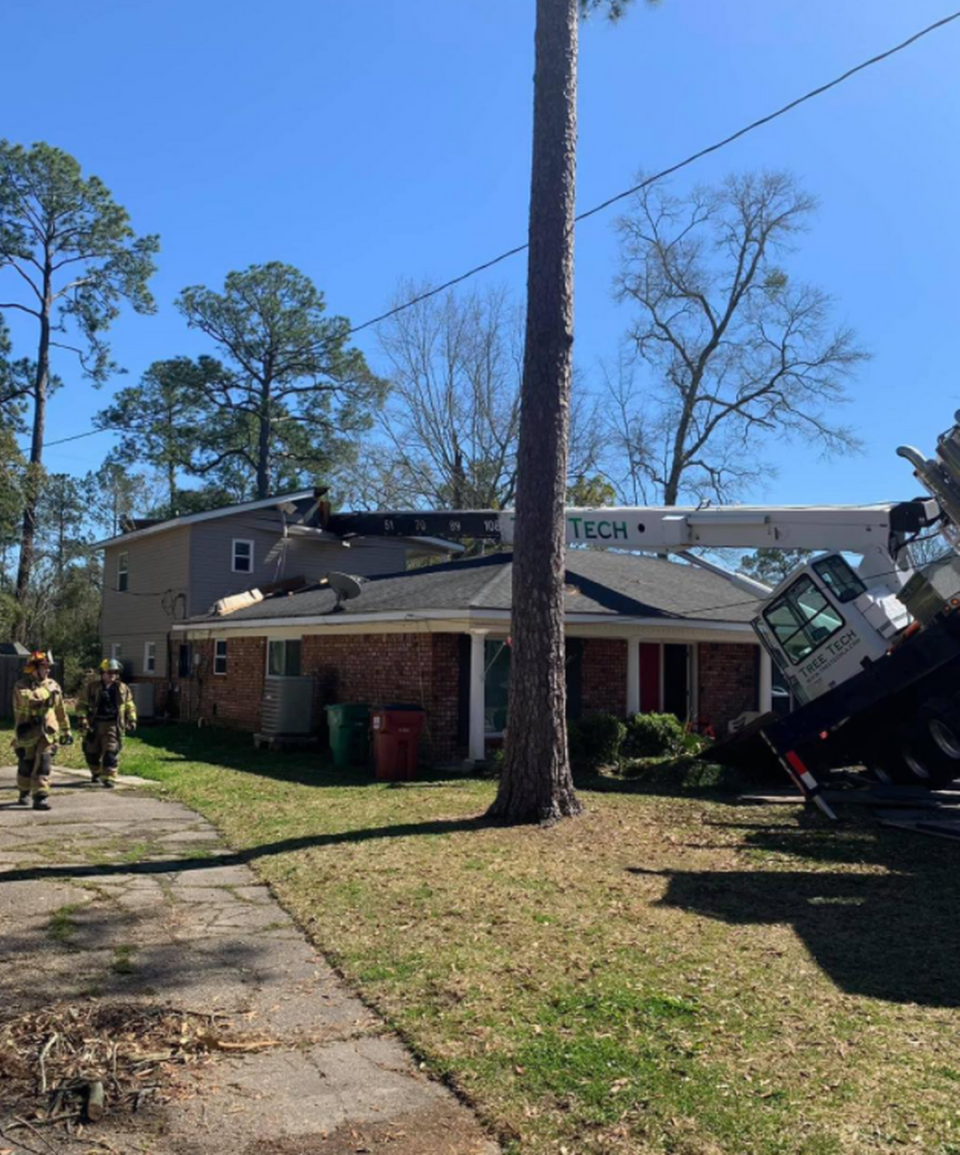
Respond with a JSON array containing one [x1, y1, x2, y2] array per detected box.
[[41, 426, 128, 449], [346, 8, 960, 335], [27, 8, 960, 454]]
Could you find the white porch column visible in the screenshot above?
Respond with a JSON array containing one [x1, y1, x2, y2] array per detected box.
[[758, 646, 773, 714], [468, 629, 489, 762], [626, 636, 640, 716]]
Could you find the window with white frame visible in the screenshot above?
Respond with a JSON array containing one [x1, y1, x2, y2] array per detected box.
[[117, 551, 129, 592], [214, 639, 228, 675], [267, 638, 301, 677], [143, 642, 156, 674], [110, 643, 122, 662], [232, 539, 254, 573]]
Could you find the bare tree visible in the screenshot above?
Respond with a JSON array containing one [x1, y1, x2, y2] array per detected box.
[[376, 285, 523, 509], [368, 284, 602, 513], [607, 171, 867, 506]]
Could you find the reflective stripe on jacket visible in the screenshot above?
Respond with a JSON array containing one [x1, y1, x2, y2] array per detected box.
[[77, 678, 137, 729], [12, 676, 70, 746]]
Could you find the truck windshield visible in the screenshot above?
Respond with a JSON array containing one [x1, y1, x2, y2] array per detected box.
[[812, 555, 866, 603], [762, 575, 845, 665]]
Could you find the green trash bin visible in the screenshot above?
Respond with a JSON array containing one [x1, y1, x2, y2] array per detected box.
[[326, 703, 370, 767]]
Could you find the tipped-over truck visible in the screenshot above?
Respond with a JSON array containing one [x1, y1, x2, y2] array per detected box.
[[327, 411, 960, 815]]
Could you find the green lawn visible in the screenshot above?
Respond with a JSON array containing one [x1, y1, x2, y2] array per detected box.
[[9, 723, 960, 1154]]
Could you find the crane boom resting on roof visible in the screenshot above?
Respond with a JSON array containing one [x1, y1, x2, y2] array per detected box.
[[331, 501, 939, 557], [326, 408, 960, 816]]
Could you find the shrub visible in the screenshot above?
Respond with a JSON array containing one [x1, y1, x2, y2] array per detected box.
[[481, 746, 505, 778], [623, 712, 686, 758], [568, 712, 626, 769]]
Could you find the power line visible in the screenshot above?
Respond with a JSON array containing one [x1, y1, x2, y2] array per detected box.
[[347, 9, 960, 335], [25, 8, 960, 452], [42, 427, 125, 449]]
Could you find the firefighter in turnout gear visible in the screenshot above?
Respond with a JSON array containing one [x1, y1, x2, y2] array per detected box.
[[12, 651, 72, 810], [77, 659, 137, 787]]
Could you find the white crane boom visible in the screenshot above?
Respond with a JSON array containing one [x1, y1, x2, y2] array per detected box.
[[497, 502, 938, 555]]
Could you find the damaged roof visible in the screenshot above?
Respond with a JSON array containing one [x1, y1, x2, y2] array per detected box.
[[186, 550, 762, 625]]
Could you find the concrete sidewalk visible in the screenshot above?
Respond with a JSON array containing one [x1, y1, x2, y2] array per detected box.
[[0, 768, 499, 1155]]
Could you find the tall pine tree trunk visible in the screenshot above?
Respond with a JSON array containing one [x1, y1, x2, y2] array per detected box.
[[256, 388, 271, 500], [488, 0, 581, 825], [15, 266, 51, 640]]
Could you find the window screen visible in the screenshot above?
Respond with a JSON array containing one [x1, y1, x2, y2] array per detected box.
[[214, 640, 228, 675]]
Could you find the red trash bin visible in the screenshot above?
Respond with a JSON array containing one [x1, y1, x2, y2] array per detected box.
[[371, 705, 425, 781]]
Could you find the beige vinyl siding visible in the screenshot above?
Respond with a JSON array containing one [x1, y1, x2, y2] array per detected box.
[[99, 634, 173, 680], [188, 512, 412, 616], [101, 527, 191, 679]]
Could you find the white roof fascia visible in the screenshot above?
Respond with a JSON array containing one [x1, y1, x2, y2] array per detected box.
[[174, 608, 756, 636], [92, 489, 317, 550]]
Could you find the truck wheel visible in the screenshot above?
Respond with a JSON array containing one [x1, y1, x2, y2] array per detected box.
[[897, 722, 958, 787], [920, 700, 960, 763], [869, 730, 928, 785]]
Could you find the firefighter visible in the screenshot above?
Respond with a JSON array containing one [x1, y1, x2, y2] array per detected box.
[[77, 659, 137, 787], [12, 651, 72, 811]]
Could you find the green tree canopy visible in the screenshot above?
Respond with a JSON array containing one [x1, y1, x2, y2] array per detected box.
[[0, 140, 159, 617], [740, 547, 813, 587], [176, 262, 386, 500], [96, 356, 221, 519]]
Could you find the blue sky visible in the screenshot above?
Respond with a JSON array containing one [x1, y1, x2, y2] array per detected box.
[[2, 1, 958, 507]]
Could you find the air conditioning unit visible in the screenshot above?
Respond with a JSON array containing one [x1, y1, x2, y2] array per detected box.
[[129, 681, 155, 719], [260, 676, 314, 737]]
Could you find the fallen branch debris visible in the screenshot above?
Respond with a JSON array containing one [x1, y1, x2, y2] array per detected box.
[[0, 1001, 281, 1139]]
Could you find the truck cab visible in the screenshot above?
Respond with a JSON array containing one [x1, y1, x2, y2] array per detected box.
[[754, 553, 910, 705]]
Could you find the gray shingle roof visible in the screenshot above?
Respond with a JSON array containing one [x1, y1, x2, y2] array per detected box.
[[189, 550, 761, 625]]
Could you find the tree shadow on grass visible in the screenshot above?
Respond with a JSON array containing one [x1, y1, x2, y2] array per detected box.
[[0, 815, 492, 887], [134, 724, 475, 790], [628, 813, 960, 1007]]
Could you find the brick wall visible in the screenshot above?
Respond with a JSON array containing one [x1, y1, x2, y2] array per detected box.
[[581, 638, 627, 716], [174, 636, 267, 731], [302, 632, 463, 761], [697, 642, 758, 735], [167, 628, 759, 759]]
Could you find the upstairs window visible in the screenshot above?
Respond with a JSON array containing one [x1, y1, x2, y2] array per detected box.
[[117, 552, 129, 592], [110, 643, 122, 662], [143, 642, 156, 674], [232, 539, 254, 574], [214, 639, 228, 676], [267, 639, 301, 677]]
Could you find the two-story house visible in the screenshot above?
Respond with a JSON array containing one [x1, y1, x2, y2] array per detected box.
[[93, 488, 459, 711]]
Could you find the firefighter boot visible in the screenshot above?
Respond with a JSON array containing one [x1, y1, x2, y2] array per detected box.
[[33, 796, 51, 811], [17, 791, 29, 805]]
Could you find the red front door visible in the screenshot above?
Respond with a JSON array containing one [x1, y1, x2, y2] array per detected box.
[[639, 643, 660, 713]]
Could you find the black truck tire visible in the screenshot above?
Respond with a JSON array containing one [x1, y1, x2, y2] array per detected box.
[[866, 724, 928, 785], [920, 699, 960, 764], [897, 720, 959, 787]]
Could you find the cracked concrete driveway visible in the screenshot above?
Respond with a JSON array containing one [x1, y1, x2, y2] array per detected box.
[[0, 767, 499, 1155]]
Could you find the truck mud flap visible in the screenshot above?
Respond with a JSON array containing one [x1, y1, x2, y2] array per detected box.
[[759, 731, 838, 820]]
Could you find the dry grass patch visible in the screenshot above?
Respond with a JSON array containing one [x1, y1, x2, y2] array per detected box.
[[7, 724, 960, 1154]]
